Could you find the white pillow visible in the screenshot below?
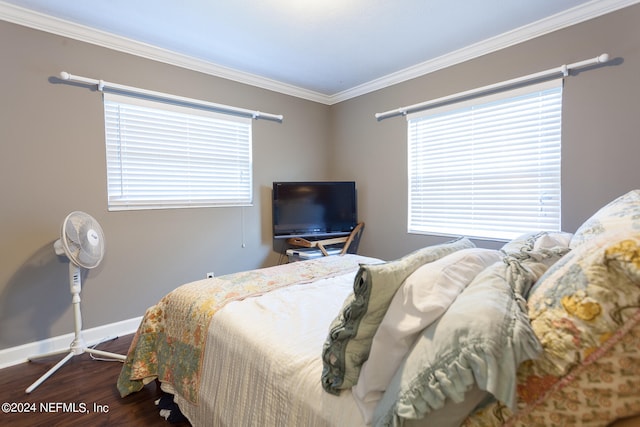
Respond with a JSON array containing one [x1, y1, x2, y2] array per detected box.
[[352, 247, 503, 423], [533, 232, 572, 250], [500, 231, 573, 255]]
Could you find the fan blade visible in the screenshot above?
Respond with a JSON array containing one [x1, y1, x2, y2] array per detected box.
[[65, 219, 81, 245], [65, 238, 81, 261], [77, 248, 100, 267]]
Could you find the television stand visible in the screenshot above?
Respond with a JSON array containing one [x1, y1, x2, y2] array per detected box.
[[286, 222, 364, 257]]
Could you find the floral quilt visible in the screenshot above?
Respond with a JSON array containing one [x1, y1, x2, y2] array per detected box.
[[117, 254, 371, 403], [463, 235, 640, 426]]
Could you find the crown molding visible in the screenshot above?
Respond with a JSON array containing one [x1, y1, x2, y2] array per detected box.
[[1, 0, 639, 106], [0, 1, 330, 104], [329, 0, 640, 104]]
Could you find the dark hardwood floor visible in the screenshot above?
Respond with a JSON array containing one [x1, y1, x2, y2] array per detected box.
[[0, 334, 190, 427]]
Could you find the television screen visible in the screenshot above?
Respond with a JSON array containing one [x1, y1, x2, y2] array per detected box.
[[272, 181, 357, 238]]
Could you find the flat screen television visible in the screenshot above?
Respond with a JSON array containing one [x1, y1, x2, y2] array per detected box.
[[272, 181, 357, 238]]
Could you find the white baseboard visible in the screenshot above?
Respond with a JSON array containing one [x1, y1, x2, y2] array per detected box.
[[0, 316, 142, 370]]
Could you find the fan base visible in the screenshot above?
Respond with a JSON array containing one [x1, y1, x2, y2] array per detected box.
[[25, 337, 126, 393]]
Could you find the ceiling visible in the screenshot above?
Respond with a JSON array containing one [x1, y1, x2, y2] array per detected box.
[[0, 0, 637, 103]]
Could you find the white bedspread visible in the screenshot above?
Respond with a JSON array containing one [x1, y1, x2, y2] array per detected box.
[[173, 257, 379, 427]]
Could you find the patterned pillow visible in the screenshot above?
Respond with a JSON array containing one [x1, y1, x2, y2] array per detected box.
[[321, 237, 475, 394], [463, 232, 640, 426], [463, 320, 640, 427], [570, 189, 640, 249]]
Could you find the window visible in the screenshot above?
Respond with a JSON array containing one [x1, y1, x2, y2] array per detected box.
[[104, 92, 252, 211], [407, 79, 562, 240]]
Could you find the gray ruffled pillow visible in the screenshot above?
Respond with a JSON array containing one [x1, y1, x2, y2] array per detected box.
[[373, 243, 567, 427]]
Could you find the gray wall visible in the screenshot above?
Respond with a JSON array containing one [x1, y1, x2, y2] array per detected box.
[[2, 3, 640, 351], [0, 20, 332, 350], [330, 4, 640, 261]]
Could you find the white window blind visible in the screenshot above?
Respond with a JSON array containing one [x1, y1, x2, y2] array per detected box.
[[407, 79, 562, 240], [104, 92, 252, 211]]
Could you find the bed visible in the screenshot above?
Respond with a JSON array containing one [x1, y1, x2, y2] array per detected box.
[[117, 190, 640, 427]]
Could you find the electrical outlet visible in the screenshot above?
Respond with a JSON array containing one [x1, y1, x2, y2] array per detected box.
[[206, 272, 215, 279]]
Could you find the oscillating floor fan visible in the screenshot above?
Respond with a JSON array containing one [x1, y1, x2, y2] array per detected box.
[[26, 211, 126, 394]]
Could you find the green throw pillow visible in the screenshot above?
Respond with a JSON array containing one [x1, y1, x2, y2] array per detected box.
[[321, 237, 475, 394]]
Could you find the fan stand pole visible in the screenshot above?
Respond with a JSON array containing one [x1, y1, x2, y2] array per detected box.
[[25, 265, 126, 394]]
